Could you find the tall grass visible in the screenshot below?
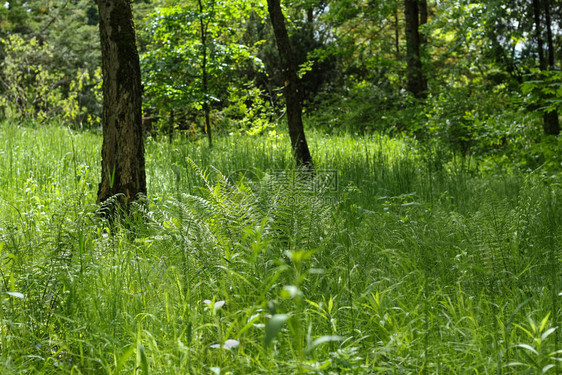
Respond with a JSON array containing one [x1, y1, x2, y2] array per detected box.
[[0, 121, 560, 374]]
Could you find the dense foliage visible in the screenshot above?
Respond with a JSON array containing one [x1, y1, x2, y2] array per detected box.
[[0, 0, 560, 164]]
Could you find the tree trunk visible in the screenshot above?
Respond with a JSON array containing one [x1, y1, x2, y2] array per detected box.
[[532, 0, 560, 135], [307, 7, 314, 28], [544, 0, 555, 68], [394, 10, 400, 58], [168, 109, 175, 143], [532, 0, 547, 70], [543, 0, 559, 135], [96, 0, 146, 212], [542, 111, 560, 136], [267, 0, 313, 168], [198, 0, 212, 147], [404, 0, 427, 98], [306, 7, 314, 41]]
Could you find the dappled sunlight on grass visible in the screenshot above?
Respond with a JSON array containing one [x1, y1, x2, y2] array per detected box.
[[0, 123, 560, 373]]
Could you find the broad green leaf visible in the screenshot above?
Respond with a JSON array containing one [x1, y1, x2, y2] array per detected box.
[[6, 292, 24, 299], [113, 346, 135, 374], [137, 342, 149, 375], [264, 314, 289, 348], [281, 285, 302, 299], [305, 335, 344, 354], [516, 343, 538, 355], [541, 327, 556, 341]]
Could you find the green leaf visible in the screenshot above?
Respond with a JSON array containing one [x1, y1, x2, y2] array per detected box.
[[113, 346, 135, 374], [539, 312, 551, 332], [264, 314, 289, 348], [137, 324, 149, 375], [516, 343, 538, 355], [281, 285, 302, 299], [137, 342, 149, 375], [6, 291, 24, 299], [507, 361, 528, 368], [305, 335, 344, 354], [541, 327, 556, 341]]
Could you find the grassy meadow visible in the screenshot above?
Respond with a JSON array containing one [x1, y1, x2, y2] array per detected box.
[[0, 122, 560, 374]]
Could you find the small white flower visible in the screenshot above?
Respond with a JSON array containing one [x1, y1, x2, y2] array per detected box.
[[210, 339, 240, 349], [203, 299, 225, 312]]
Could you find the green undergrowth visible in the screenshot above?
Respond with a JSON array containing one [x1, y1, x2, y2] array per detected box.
[[0, 122, 560, 374]]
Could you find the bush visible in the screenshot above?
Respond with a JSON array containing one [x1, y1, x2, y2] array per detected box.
[[0, 35, 101, 127]]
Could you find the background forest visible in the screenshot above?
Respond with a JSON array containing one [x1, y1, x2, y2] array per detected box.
[[0, 0, 561, 374], [1, 0, 561, 165]]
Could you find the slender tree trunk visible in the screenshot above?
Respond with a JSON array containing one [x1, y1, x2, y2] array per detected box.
[[543, 0, 559, 135], [202, 43, 212, 147], [394, 10, 400, 58], [532, 0, 559, 135], [533, 0, 547, 70], [306, 7, 314, 41], [404, 0, 427, 98], [307, 7, 314, 28], [168, 109, 175, 143], [198, 0, 212, 147], [542, 109, 560, 136], [96, 0, 146, 212], [544, 0, 555, 68], [267, 0, 313, 167]]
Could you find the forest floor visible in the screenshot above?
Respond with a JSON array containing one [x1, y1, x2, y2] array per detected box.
[[0, 123, 560, 374]]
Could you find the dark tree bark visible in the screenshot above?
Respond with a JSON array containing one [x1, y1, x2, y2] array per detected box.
[[533, 0, 547, 70], [267, 0, 313, 167], [543, 0, 560, 135], [306, 7, 314, 27], [404, 0, 427, 98], [198, 0, 212, 147], [96, 0, 146, 211], [544, 0, 555, 68], [543, 109, 560, 136], [306, 7, 314, 41], [532, 0, 560, 135], [394, 10, 400, 58]]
